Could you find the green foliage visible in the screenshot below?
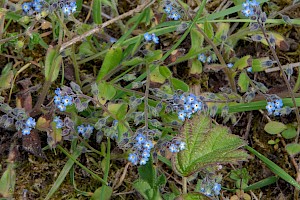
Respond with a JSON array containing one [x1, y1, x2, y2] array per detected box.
[[0, 63, 13, 91], [96, 45, 123, 82], [233, 55, 250, 70], [286, 143, 300, 156], [238, 71, 249, 93], [230, 168, 251, 189], [97, 82, 117, 104], [92, 0, 102, 24], [0, 163, 16, 198], [44, 47, 62, 82], [91, 185, 112, 200], [173, 114, 249, 177], [264, 121, 287, 135], [134, 157, 166, 200]]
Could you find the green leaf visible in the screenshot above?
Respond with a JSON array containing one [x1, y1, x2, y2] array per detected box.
[[159, 66, 172, 78], [245, 145, 300, 190], [286, 143, 300, 156], [92, 0, 102, 24], [145, 50, 163, 63], [44, 47, 62, 82], [214, 23, 229, 43], [122, 57, 144, 66], [171, 78, 189, 92], [264, 121, 287, 135], [190, 27, 204, 53], [96, 46, 122, 81], [252, 58, 264, 72], [281, 127, 297, 139], [78, 41, 96, 57], [91, 185, 112, 200], [173, 114, 249, 177], [233, 55, 250, 70], [204, 20, 214, 39], [97, 82, 116, 104], [177, 193, 211, 200], [244, 176, 278, 192], [238, 71, 250, 93], [0, 63, 13, 91], [0, 163, 15, 198], [190, 59, 203, 75], [150, 65, 167, 84]]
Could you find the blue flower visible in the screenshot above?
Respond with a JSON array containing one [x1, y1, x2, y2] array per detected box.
[[77, 125, 86, 134], [247, 67, 252, 72], [152, 34, 159, 44], [266, 102, 275, 114], [62, 95, 73, 106], [169, 143, 179, 153], [206, 56, 212, 63], [227, 63, 233, 68], [139, 157, 148, 165], [70, 2, 77, 13], [53, 116, 61, 123], [85, 124, 94, 134], [22, 127, 32, 135], [55, 88, 62, 96], [198, 54, 206, 63], [128, 153, 138, 165], [62, 5, 71, 15], [22, 2, 32, 13], [144, 33, 152, 42], [169, 11, 181, 20], [274, 99, 283, 109], [142, 150, 150, 158], [57, 103, 66, 112], [242, 6, 254, 17], [179, 94, 186, 103], [33, 2, 42, 12], [54, 95, 62, 105], [164, 5, 173, 14], [135, 133, 146, 144], [25, 117, 36, 128], [213, 183, 221, 195], [186, 94, 197, 104], [192, 101, 202, 112], [183, 103, 192, 112], [56, 121, 64, 129], [250, 0, 259, 6], [179, 142, 186, 151], [178, 111, 186, 121], [143, 140, 154, 150]]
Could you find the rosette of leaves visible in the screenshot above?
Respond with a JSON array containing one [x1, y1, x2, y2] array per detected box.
[[173, 114, 249, 177]]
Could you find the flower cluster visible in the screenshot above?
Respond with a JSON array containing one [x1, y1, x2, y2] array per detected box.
[[168, 140, 186, 153], [241, 0, 259, 17], [61, 1, 77, 16], [128, 133, 154, 165], [198, 53, 214, 64], [22, 0, 44, 14], [200, 182, 221, 197], [54, 88, 74, 112], [22, 0, 77, 16], [22, 117, 36, 135], [198, 175, 222, 197], [144, 33, 159, 44], [77, 124, 94, 139], [266, 99, 283, 116], [175, 93, 203, 121], [163, 0, 182, 20]]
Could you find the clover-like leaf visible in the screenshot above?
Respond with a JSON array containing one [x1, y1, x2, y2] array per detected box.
[[173, 114, 249, 177]]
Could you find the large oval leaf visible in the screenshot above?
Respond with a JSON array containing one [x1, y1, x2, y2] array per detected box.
[[173, 114, 249, 177]]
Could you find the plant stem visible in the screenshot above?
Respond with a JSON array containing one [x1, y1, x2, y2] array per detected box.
[[183, 177, 187, 194], [57, 144, 107, 184], [144, 64, 150, 130]]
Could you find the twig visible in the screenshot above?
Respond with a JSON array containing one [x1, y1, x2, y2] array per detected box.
[[59, 0, 154, 53], [265, 62, 300, 73], [113, 162, 130, 190]]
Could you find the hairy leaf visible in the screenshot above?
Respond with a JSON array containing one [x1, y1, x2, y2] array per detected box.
[[173, 114, 248, 177]]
